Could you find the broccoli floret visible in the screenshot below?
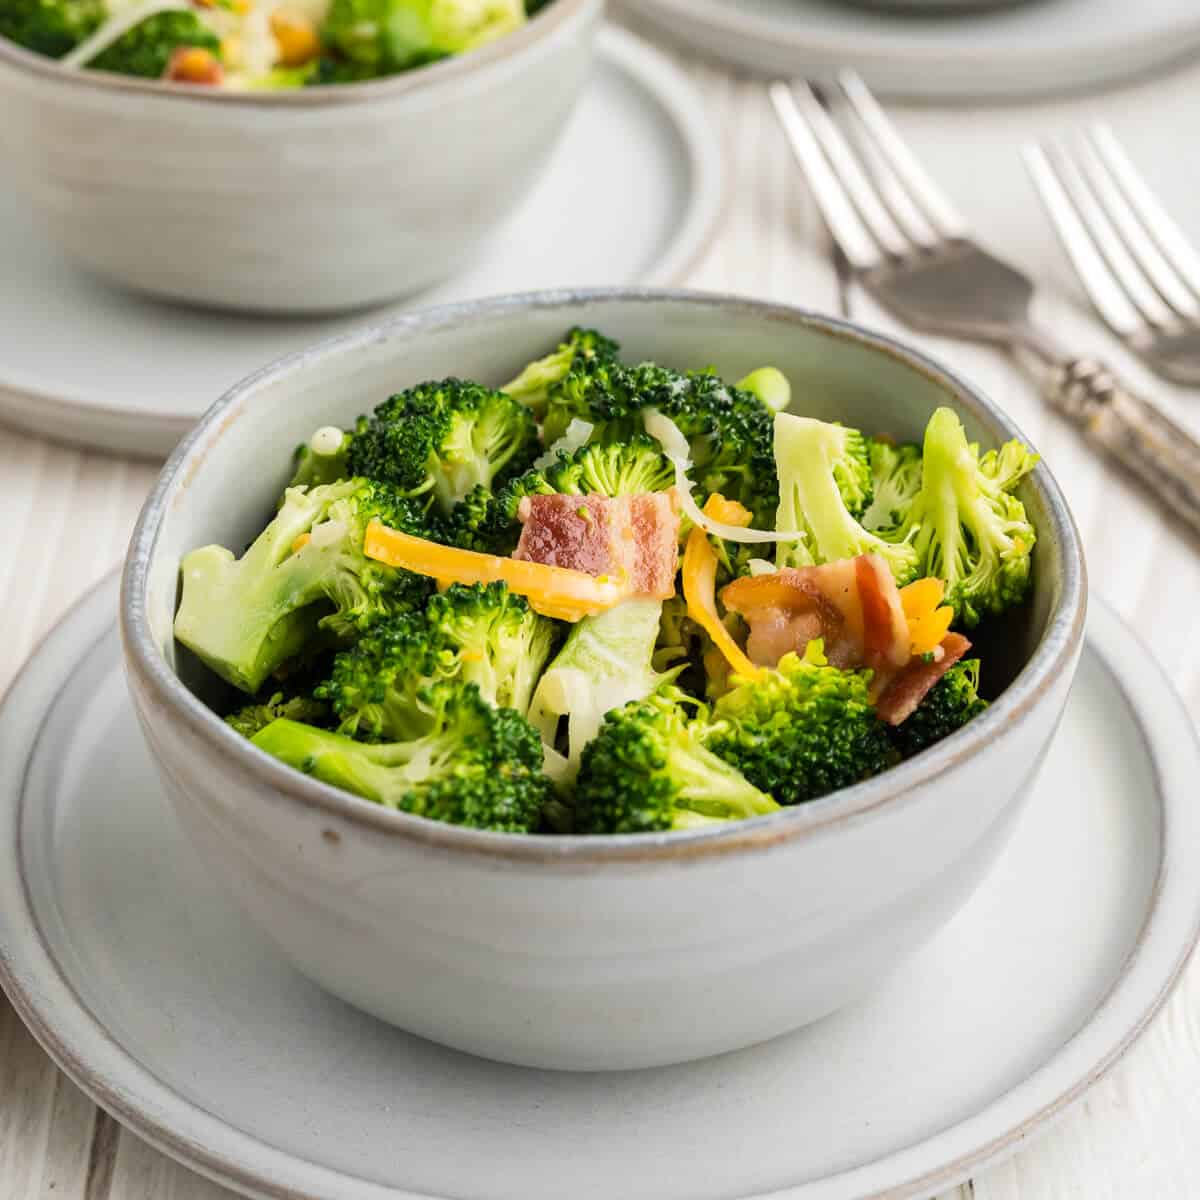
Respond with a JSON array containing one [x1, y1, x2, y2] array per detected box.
[[174, 478, 434, 694], [502, 326, 621, 418], [320, 0, 524, 77], [86, 10, 219, 77], [252, 680, 550, 833], [317, 611, 448, 741], [424, 582, 557, 716], [708, 642, 894, 805], [862, 439, 922, 541], [529, 598, 673, 778], [439, 468, 554, 555], [774, 413, 920, 585], [348, 378, 539, 513], [0, 0, 103, 58], [438, 483, 511, 553], [226, 691, 332, 739], [317, 582, 555, 739], [889, 659, 988, 759], [547, 362, 779, 525], [575, 689, 779, 834], [288, 426, 353, 490], [542, 434, 674, 497], [735, 366, 791, 414], [904, 407, 1038, 627]]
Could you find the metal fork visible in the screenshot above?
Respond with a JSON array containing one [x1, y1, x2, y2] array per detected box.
[[1025, 128, 1200, 386], [769, 74, 1200, 537]]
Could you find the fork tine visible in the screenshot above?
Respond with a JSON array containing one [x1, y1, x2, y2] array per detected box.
[[1089, 124, 1200, 303], [835, 71, 968, 242], [1076, 136, 1200, 320], [1049, 143, 1176, 328], [1023, 143, 1145, 339], [768, 82, 883, 271], [831, 77, 938, 250], [779, 82, 911, 259]]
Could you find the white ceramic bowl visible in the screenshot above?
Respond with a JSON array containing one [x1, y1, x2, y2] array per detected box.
[[0, 1, 601, 314], [121, 290, 1086, 1071]]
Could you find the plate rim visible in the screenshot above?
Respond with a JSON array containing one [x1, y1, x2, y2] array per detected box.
[[0, 25, 723, 460], [1, 575, 1198, 1200], [618, 0, 1200, 99]]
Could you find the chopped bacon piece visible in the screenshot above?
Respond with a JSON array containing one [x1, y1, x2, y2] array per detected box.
[[876, 633, 972, 726], [721, 554, 910, 674], [513, 493, 680, 600]]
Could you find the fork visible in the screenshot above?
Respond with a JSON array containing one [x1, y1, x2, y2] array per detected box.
[[1024, 128, 1200, 386], [768, 74, 1200, 537]]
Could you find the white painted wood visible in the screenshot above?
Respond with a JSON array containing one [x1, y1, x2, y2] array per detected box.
[[0, 39, 1197, 1200]]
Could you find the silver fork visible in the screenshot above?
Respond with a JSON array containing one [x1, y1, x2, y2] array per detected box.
[[768, 74, 1200, 537], [1025, 128, 1200, 386]]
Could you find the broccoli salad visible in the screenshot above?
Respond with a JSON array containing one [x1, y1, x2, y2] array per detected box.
[[174, 327, 1039, 836], [0, 0, 549, 88]]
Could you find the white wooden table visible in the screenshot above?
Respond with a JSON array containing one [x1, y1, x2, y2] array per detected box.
[[4, 35, 1200, 1200]]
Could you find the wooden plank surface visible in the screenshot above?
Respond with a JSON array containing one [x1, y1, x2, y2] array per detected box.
[[0, 39, 1198, 1200]]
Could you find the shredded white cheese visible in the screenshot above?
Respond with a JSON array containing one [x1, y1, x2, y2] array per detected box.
[[532, 419, 594, 470], [642, 409, 805, 545]]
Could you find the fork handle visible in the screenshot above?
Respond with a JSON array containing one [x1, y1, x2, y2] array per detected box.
[[1044, 357, 1200, 538]]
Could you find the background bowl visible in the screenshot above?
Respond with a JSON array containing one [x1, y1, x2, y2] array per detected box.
[[121, 290, 1086, 1070], [0, 0, 601, 314]]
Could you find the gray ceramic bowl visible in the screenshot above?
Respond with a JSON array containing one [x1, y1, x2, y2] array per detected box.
[[121, 290, 1086, 1070], [0, 0, 601, 314]]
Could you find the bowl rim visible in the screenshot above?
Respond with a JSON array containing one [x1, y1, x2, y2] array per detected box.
[[0, 0, 592, 106], [120, 287, 1087, 865]]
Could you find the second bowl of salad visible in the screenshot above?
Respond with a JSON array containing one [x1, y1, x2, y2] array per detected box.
[[0, 0, 600, 312], [122, 290, 1085, 1069]]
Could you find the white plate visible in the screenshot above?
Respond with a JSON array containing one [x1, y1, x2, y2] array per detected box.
[[619, 0, 1200, 100], [0, 27, 721, 459], [2, 576, 1199, 1200]]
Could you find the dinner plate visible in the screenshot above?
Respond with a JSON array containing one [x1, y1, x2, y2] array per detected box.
[[0, 27, 721, 460], [2, 575, 1198, 1200], [618, 0, 1200, 100]]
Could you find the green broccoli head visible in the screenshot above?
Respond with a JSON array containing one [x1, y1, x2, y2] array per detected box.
[[438, 482, 515, 554], [287, 426, 354, 491], [252, 680, 551, 833], [424, 582, 557, 718], [316, 611, 449, 742], [173, 478, 434, 694], [317, 582, 555, 739], [906, 407, 1038, 627], [542, 434, 674, 497], [85, 10, 219, 77], [348, 378, 539, 512], [0, 0, 104, 58], [708, 642, 894, 805], [889, 659, 988, 759], [502, 326, 621, 419], [575, 689, 779, 834], [226, 691, 332, 739], [774, 413, 920, 585], [321, 0, 524, 76], [862, 439, 922, 542]]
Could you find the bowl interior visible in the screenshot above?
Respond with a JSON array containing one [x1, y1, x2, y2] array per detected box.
[[135, 292, 1074, 754]]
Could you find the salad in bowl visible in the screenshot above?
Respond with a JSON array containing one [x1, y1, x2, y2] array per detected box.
[[173, 325, 1039, 837], [0, 0, 551, 87]]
